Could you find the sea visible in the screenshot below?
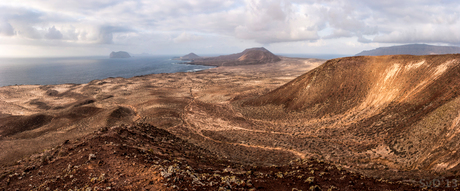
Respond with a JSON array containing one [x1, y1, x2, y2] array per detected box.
[[0, 56, 215, 87], [0, 54, 350, 87]]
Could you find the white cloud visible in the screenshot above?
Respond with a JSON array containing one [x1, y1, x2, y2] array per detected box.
[[355, 0, 460, 44], [233, 0, 321, 44], [373, 25, 460, 44], [0, 21, 14, 36], [173, 32, 203, 43], [1, 0, 460, 57], [44, 26, 63, 39]]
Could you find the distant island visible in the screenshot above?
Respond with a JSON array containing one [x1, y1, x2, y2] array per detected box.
[[189, 47, 281, 66], [356, 44, 460, 56], [173, 53, 201, 61], [110, 51, 131, 58]]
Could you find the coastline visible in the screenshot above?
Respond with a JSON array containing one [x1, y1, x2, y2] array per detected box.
[[0, 56, 215, 87], [0, 57, 320, 166], [3, 55, 459, 189]]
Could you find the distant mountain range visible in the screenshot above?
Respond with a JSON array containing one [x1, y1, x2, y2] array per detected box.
[[190, 47, 281, 66], [356, 44, 460, 56]]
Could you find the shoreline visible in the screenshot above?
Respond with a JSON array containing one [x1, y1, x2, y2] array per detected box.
[[0, 57, 320, 166], [0, 58, 216, 88]]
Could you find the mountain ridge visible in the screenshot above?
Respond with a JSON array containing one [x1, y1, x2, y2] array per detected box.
[[243, 54, 460, 175], [356, 44, 460, 56]]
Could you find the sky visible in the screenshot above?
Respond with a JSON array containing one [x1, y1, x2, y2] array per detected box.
[[0, 0, 459, 57]]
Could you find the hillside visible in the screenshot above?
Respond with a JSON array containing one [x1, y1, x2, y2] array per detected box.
[[1, 123, 419, 190], [0, 57, 421, 190], [2, 55, 460, 189], [243, 54, 460, 177], [356, 44, 460, 56], [190, 47, 281, 66]]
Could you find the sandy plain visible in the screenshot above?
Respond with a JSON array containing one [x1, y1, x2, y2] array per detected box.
[[0, 57, 322, 167]]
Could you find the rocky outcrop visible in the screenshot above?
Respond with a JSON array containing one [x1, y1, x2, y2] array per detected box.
[[356, 44, 460, 56], [109, 51, 131, 58]]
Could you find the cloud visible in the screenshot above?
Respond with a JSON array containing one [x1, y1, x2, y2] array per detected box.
[[354, 0, 460, 44], [173, 32, 203, 43], [45, 26, 63, 39], [321, 2, 378, 39], [17, 26, 42, 39], [372, 26, 460, 44], [0, 21, 14, 36], [232, 0, 321, 44], [357, 36, 372, 43], [0, 6, 42, 39], [65, 26, 79, 40], [1, 0, 460, 57], [97, 27, 118, 44], [97, 26, 134, 44]]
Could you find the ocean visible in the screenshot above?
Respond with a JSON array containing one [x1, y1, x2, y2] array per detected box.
[[0, 56, 215, 87], [0, 54, 349, 87]]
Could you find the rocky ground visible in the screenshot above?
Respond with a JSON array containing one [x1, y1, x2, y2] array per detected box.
[[1, 123, 422, 190], [0, 57, 320, 167], [2, 55, 460, 190]]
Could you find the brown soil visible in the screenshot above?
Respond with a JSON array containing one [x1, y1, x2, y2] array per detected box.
[[0, 57, 317, 166], [0, 123, 420, 190], [1, 114, 54, 137], [241, 54, 460, 179], [1, 55, 460, 190]]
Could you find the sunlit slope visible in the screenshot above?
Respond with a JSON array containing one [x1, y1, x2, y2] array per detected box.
[[245, 54, 460, 172]]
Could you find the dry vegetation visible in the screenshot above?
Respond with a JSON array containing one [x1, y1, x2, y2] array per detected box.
[[1, 54, 460, 190], [1, 123, 418, 190]]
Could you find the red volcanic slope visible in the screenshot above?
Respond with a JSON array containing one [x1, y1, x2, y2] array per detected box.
[[248, 55, 460, 115]]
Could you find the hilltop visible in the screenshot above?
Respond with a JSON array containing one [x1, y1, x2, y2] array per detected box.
[[190, 47, 281, 66], [180, 53, 201, 60], [356, 44, 460, 56]]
